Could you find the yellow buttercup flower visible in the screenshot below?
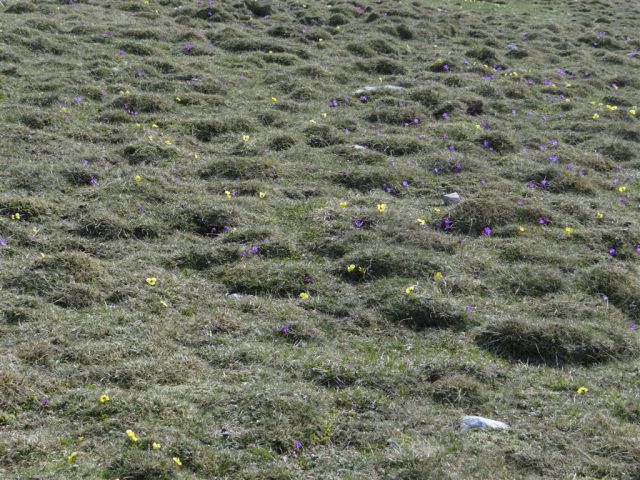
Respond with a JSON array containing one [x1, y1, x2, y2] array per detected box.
[[152, 442, 161, 450], [99, 394, 110, 404], [134, 175, 142, 183], [259, 192, 266, 199], [592, 113, 600, 119], [518, 226, 526, 234], [576, 386, 588, 395], [242, 134, 250, 142], [434, 272, 443, 282], [151, 124, 159, 128], [564, 227, 574, 234], [173, 457, 182, 466], [225, 190, 232, 199], [271, 97, 277, 102], [163, 139, 172, 145], [126, 430, 139, 442], [347, 264, 356, 273], [309, 119, 317, 125], [405, 286, 415, 295], [339, 201, 347, 207], [433, 207, 441, 213], [618, 186, 626, 193], [299, 292, 309, 300], [146, 277, 157, 286], [417, 218, 426, 227], [377, 203, 387, 213], [629, 108, 636, 116], [160, 300, 168, 308], [595, 212, 603, 219], [67, 451, 78, 464], [11, 213, 21, 220]]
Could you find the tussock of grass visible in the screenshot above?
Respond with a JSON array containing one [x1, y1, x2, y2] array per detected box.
[[476, 318, 638, 366]]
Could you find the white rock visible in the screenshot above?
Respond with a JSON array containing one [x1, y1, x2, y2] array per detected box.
[[353, 145, 367, 150], [352, 85, 405, 95], [461, 415, 509, 432], [442, 192, 461, 205]]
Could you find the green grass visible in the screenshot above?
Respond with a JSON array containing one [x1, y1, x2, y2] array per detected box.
[[1, 0, 640, 478]]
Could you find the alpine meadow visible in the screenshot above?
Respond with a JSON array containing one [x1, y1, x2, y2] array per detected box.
[[1, 0, 640, 478]]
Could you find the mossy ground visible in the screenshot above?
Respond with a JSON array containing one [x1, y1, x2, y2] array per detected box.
[[1, 0, 640, 478]]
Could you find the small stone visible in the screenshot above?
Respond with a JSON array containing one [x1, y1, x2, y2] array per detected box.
[[352, 85, 405, 95], [353, 145, 367, 150], [461, 415, 509, 432], [442, 192, 461, 205]]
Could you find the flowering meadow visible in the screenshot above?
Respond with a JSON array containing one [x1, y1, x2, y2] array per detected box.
[[1, 0, 639, 478]]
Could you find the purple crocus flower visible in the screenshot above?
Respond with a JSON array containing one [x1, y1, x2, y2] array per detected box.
[[280, 325, 290, 334], [41, 398, 49, 407], [454, 163, 462, 173], [251, 246, 259, 254], [353, 219, 363, 229], [303, 276, 314, 284], [135, 70, 145, 78], [549, 155, 558, 163], [635, 244, 640, 254], [516, 200, 525, 206], [630, 322, 638, 330], [294, 440, 303, 450], [466, 304, 474, 312], [481, 226, 492, 236], [184, 44, 194, 53], [442, 217, 453, 231], [329, 99, 338, 108], [0, 238, 8, 248], [441, 112, 450, 120], [89, 177, 98, 186], [401, 180, 409, 188], [240, 251, 248, 258], [72, 97, 83, 104], [608, 247, 616, 257], [359, 95, 368, 103], [540, 178, 549, 188]]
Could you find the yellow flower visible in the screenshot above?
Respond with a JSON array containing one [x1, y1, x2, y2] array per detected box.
[[321, 112, 327, 118], [152, 442, 161, 450], [417, 218, 426, 227], [67, 451, 78, 464], [175, 97, 181, 102], [163, 139, 172, 145], [126, 430, 139, 442], [405, 286, 415, 295], [151, 124, 159, 129], [271, 97, 277, 102], [309, 119, 317, 125], [434, 272, 443, 281], [606, 105, 618, 111], [225, 190, 232, 199], [595, 212, 603, 219], [564, 227, 574, 234], [433, 207, 441, 213], [618, 186, 626, 193], [99, 394, 110, 404], [146, 277, 157, 286], [357, 266, 365, 273], [134, 175, 142, 183], [475, 124, 481, 130], [173, 457, 182, 466], [160, 300, 168, 308], [564, 82, 571, 88], [242, 134, 250, 142], [592, 113, 600, 119], [576, 386, 588, 395], [339, 201, 347, 207], [377, 203, 387, 213], [629, 108, 637, 116], [298, 292, 309, 300], [347, 264, 356, 273], [11, 213, 20, 220], [259, 192, 266, 199], [518, 226, 526, 234]]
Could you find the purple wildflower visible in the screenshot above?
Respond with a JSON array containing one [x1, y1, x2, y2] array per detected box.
[[528, 181, 537, 189], [240, 251, 248, 258], [481, 226, 492, 236], [454, 163, 462, 173], [602, 295, 609, 302], [184, 44, 194, 53], [540, 178, 549, 188], [441, 112, 450, 120], [353, 219, 363, 229], [630, 322, 638, 330], [549, 155, 558, 163], [72, 97, 83, 104], [280, 325, 291, 334], [303, 276, 314, 284], [466, 304, 474, 313], [442, 217, 453, 231], [401, 180, 409, 188], [537, 217, 551, 225], [0, 238, 8, 248], [251, 246, 259, 255], [329, 99, 338, 108], [359, 95, 368, 103], [41, 398, 49, 407], [608, 247, 616, 257], [135, 70, 145, 78], [89, 177, 98, 186], [448, 144, 456, 151], [294, 440, 303, 450], [635, 244, 640, 254], [516, 200, 525, 206]]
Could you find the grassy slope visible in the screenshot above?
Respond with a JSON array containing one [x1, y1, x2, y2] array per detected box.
[[1, 0, 639, 478]]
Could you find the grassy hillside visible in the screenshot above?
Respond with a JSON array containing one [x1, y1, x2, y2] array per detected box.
[[1, 0, 639, 478]]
